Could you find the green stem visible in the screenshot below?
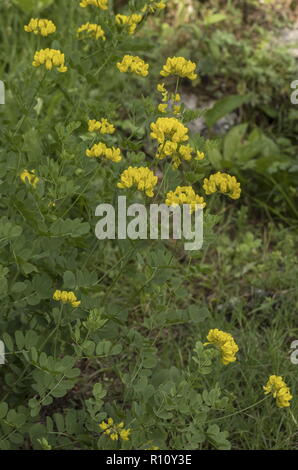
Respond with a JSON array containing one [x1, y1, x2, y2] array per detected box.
[[54, 303, 64, 359], [209, 396, 269, 423]]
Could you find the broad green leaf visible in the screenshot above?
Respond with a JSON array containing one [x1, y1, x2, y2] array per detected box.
[[3, 333, 14, 352], [63, 271, 76, 289], [205, 95, 250, 127], [53, 413, 65, 433], [207, 147, 222, 170], [15, 331, 25, 350], [11, 282, 27, 293], [12, 0, 54, 13], [0, 402, 8, 419], [203, 13, 227, 26], [223, 123, 248, 162], [93, 383, 106, 400]]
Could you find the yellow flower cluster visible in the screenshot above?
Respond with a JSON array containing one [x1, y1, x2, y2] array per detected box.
[[86, 142, 122, 162], [77, 23, 106, 40], [158, 104, 167, 113], [142, 1, 166, 13], [157, 82, 168, 100], [157, 83, 168, 112], [203, 172, 241, 200], [53, 290, 81, 308], [79, 0, 108, 9], [150, 117, 203, 168], [157, 83, 182, 115], [117, 55, 149, 77], [150, 117, 188, 145], [165, 186, 206, 213], [196, 151, 205, 160], [176, 145, 204, 167], [115, 14, 143, 35], [177, 144, 193, 162], [263, 375, 292, 408], [88, 118, 115, 134], [24, 18, 56, 37], [117, 166, 158, 197], [160, 57, 197, 81], [32, 48, 67, 72], [99, 418, 131, 441], [204, 329, 239, 365], [20, 169, 39, 188]]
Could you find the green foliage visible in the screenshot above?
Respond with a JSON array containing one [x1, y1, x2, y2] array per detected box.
[[204, 95, 251, 128], [158, 0, 298, 221], [12, 0, 54, 13]]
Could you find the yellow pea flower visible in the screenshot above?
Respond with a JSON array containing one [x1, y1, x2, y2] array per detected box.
[[88, 118, 115, 134], [79, 0, 108, 9], [20, 169, 39, 188], [99, 418, 131, 441], [173, 105, 181, 115], [32, 49, 67, 72], [158, 103, 168, 113], [142, 1, 166, 13], [115, 14, 143, 35], [53, 290, 81, 308], [195, 151, 205, 160], [204, 329, 239, 365], [24, 18, 56, 37], [77, 23, 106, 40], [117, 166, 158, 197], [263, 375, 292, 408], [165, 186, 205, 213], [203, 172, 241, 200], [86, 142, 122, 162], [117, 55, 149, 77], [150, 117, 189, 144], [160, 57, 197, 80]]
